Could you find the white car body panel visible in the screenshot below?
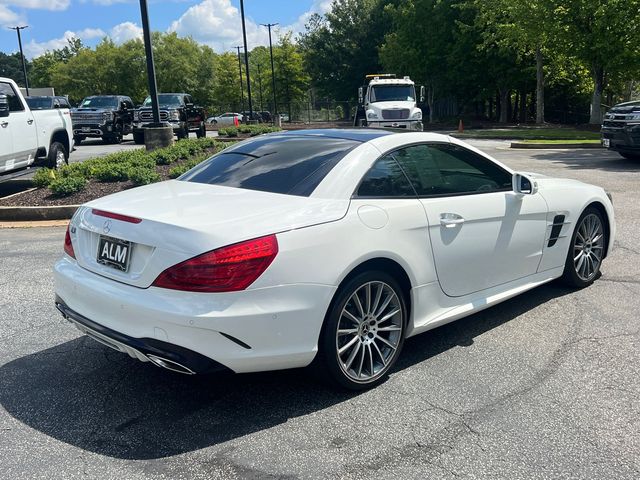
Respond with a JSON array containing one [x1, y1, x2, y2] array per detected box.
[[54, 130, 615, 375]]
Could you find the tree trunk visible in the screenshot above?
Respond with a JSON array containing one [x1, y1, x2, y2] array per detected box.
[[519, 90, 527, 123], [499, 89, 510, 123], [535, 46, 544, 124], [488, 97, 493, 121], [589, 65, 604, 124], [427, 85, 435, 123], [513, 91, 520, 123]]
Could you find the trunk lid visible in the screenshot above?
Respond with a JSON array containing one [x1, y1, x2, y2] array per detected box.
[[72, 180, 349, 288]]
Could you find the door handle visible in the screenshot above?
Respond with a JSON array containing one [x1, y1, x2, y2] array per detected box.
[[440, 213, 465, 228], [27, 119, 34, 125], [0, 121, 8, 128]]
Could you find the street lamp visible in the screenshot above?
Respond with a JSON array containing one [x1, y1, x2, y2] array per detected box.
[[260, 23, 278, 119], [138, 0, 172, 149], [8, 26, 29, 96], [239, 0, 253, 122], [235, 46, 245, 114]]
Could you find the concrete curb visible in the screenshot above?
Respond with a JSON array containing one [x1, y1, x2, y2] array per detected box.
[[510, 142, 602, 149], [0, 205, 79, 222]]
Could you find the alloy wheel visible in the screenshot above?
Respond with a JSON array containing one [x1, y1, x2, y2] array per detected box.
[[56, 149, 66, 169], [573, 213, 604, 281], [335, 281, 403, 383]]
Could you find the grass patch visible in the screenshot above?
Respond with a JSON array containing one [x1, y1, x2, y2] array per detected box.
[[453, 127, 600, 141], [518, 139, 601, 144], [35, 137, 228, 197]]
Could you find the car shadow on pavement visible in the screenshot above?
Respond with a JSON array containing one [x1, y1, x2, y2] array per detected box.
[[0, 282, 574, 460], [530, 150, 639, 173]]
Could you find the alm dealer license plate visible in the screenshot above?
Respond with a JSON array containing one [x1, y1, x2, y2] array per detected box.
[[97, 235, 132, 272]]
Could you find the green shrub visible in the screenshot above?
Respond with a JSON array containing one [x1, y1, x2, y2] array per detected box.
[[129, 167, 160, 186], [93, 162, 132, 182], [218, 125, 280, 137], [49, 176, 86, 196], [218, 127, 238, 137], [33, 168, 57, 188]]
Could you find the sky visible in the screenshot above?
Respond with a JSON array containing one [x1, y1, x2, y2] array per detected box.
[[0, 0, 332, 58]]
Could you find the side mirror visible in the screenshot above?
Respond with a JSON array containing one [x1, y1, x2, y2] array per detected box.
[[54, 103, 61, 109], [358, 87, 364, 105], [420, 86, 426, 103], [0, 94, 9, 117], [512, 173, 538, 195]]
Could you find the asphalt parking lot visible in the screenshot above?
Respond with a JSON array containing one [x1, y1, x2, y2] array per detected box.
[[1, 141, 638, 479]]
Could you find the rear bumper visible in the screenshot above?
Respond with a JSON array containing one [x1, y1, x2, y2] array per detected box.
[[53, 257, 335, 374], [601, 124, 640, 152]]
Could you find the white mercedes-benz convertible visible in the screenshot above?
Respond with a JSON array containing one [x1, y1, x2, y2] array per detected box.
[[54, 129, 615, 389]]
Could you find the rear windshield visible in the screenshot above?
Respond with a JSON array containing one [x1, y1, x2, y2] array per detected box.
[[179, 135, 359, 196], [25, 97, 53, 110]]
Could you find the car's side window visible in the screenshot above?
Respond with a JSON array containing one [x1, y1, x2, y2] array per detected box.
[[393, 143, 512, 196], [0, 82, 25, 112], [356, 155, 416, 198]]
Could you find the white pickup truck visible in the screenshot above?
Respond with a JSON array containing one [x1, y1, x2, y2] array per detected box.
[[0, 77, 73, 177]]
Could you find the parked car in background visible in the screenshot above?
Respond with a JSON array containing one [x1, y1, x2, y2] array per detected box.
[[70, 95, 134, 145], [207, 112, 242, 126], [258, 111, 272, 123], [133, 93, 206, 144], [25, 96, 71, 110], [241, 111, 263, 123], [0, 77, 73, 176], [601, 100, 640, 159]]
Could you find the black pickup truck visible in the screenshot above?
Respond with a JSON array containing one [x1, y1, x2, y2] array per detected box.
[[70, 95, 135, 144], [133, 93, 206, 144], [601, 100, 640, 160]]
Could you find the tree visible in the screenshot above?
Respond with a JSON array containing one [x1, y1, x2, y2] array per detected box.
[[554, 0, 640, 123], [30, 37, 85, 88], [273, 32, 309, 118], [212, 52, 240, 112], [0, 52, 28, 86]]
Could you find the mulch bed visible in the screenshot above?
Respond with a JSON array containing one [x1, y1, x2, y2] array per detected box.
[[0, 161, 187, 207]]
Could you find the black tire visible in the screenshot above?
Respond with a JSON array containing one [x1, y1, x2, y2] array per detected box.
[[47, 141, 68, 169], [73, 136, 84, 145], [315, 270, 407, 390], [620, 152, 640, 160], [196, 121, 206, 138], [176, 125, 188, 140], [133, 131, 144, 144], [560, 206, 607, 288]]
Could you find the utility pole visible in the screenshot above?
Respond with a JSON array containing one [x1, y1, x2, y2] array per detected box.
[[239, 0, 253, 121], [8, 26, 29, 96], [256, 63, 264, 113], [260, 23, 279, 118], [235, 46, 245, 113]]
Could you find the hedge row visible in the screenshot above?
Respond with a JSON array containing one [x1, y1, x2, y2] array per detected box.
[[34, 137, 226, 197], [218, 125, 282, 137]]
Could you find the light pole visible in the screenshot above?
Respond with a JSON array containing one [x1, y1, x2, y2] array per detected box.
[[138, 0, 172, 149], [8, 26, 29, 96], [235, 46, 245, 114], [239, 0, 253, 121], [260, 23, 278, 118]]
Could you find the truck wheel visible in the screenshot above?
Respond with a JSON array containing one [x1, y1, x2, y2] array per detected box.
[[620, 152, 640, 160], [196, 121, 206, 138], [133, 131, 144, 144], [177, 126, 188, 140], [47, 142, 68, 169]]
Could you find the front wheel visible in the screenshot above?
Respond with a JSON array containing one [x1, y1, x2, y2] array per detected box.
[[73, 136, 84, 145], [316, 271, 407, 390], [560, 207, 607, 288], [47, 142, 68, 169], [196, 121, 206, 138], [620, 152, 640, 160], [176, 125, 188, 140]]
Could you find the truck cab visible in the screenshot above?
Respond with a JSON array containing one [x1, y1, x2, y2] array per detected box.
[[601, 100, 640, 160], [354, 74, 424, 131], [0, 77, 73, 177]]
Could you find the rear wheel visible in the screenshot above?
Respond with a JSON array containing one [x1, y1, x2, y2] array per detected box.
[[316, 271, 406, 390], [47, 142, 68, 169], [560, 207, 606, 288], [620, 152, 640, 160]]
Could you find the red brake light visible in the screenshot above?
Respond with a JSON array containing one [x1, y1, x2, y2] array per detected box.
[[92, 209, 142, 224], [64, 223, 76, 258], [151, 234, 278, 293]]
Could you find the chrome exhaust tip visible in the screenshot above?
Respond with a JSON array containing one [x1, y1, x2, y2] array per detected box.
[[146, 354, 196, 375]]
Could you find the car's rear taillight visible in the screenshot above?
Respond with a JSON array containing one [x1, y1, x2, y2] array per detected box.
[[64, 223, 76, 259], [151, 234, 278, 293]]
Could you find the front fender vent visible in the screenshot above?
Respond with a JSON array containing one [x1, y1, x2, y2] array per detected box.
[[548, 215, 567, 247]]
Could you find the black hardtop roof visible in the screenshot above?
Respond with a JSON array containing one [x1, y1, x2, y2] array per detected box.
[[277, 128, 394, 142]]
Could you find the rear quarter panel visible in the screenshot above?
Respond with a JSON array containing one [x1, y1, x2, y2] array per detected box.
[[32, 108, 73, 155]]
